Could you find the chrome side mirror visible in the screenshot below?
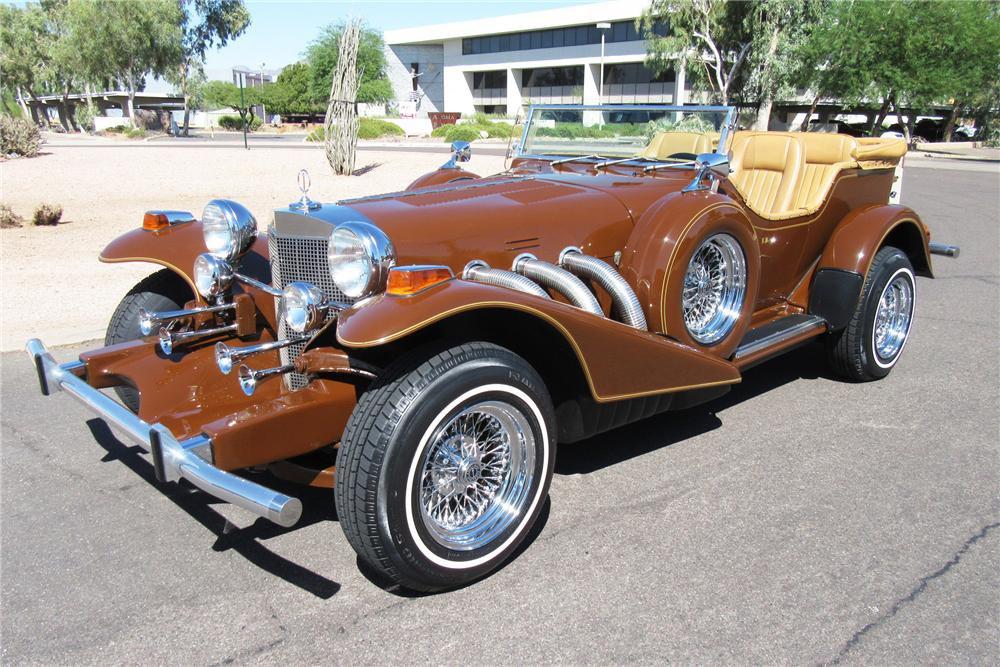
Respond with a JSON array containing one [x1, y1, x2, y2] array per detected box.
[[442, 140, 471, 169], [683, 153, 731, 192]]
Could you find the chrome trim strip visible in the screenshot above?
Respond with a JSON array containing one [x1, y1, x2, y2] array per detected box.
[[733, 315, 826, 360], [140, 302, 235, 336], [234, 272, 282, 297], [928, 242, 960, 258], [25, 339, 302, 527]]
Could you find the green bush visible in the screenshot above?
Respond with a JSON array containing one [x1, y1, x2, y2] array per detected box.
[[103, 124, 129, 134], [1, 204, 24, 229], [306, 126, 324, 142], [33, 203, 63, 226], [358, 118, 404, 140], [125, 127, 146, 139], [0, 114, 41, 157], [217, 115, 262, 132], [431, 123, 454, 137], [74, 105, 96, 132], [444, 125, 482, 143]]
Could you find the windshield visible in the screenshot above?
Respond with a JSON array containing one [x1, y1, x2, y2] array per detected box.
[[518, 105, 735, 162]]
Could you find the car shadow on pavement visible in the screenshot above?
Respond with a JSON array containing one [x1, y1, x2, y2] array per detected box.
[[556, 341, 826, 475], [86, 418, 342, 599]]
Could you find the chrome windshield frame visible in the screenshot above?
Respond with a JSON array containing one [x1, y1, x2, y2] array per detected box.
[[514, 104, 737, 163]]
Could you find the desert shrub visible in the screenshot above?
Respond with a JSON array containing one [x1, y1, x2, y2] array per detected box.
[[443, 125, 482, 143], [217, 115, 262, 131], [103, 125, 129, 134], [1, 204, 24, 228], [33, 203, 63, 226], [431, 123, 454, 137], [358, 118, 405, 140], [305, 126, 324, 142], [0, 114, 42, 157], [125, 127, 146, 139], [75, 105, 96, 132]]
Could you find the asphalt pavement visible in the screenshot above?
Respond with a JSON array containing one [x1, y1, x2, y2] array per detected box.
[[1, 164, 997, 664]]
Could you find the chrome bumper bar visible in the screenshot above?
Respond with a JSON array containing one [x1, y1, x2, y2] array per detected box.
[[25, 338, 302, 528], [929, 242, 960, 258]]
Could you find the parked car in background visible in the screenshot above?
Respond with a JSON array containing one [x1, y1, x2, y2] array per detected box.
[[27, 104, 959, 592]]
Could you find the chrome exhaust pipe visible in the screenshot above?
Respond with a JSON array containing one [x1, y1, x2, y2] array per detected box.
[[929, 242, 960, 258], [463, 260, 552, 299], [237, 363, 296, 397], [511, 253, 603, 316], [215, 337, 307, 375], [558, 247, 648, 330], [140, 302, 235, 336], [158, 323, 237, 355]]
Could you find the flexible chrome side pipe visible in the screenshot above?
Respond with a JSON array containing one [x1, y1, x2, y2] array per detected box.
[[140, 302, 235, 336], [928, 242, 960, 258], [238, 363, 296, 397], [511, 254, 603, 317], [215, 337, 308, 375], [462, 260, 551, 299], [159, 323, 238, 356], [558, 247, 648, 330]]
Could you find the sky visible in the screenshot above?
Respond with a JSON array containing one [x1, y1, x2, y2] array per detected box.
[[203, 0, 602, 75]]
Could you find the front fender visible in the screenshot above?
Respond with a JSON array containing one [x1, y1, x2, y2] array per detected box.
[[818, 204, 932, 278], [100, 221, 274, 312], [405, 168, 481, 191], [336, 279, 741, 403]]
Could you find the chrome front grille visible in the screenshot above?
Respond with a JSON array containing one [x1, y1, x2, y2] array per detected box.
[[268, 229, 353, 389]]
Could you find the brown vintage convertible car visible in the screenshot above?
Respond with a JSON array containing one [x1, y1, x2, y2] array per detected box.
[[28, 104, 959, 592]]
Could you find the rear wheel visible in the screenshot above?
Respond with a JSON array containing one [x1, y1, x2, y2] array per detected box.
[[335, 342, 556, 592], [827, 246, 916, 381], [105, 269, 190, 411]]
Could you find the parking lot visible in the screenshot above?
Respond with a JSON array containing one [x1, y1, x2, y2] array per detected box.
[[1, 160, 997, 663]]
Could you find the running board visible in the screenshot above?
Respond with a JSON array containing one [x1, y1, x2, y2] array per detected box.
[[733, 314, 827, 362]]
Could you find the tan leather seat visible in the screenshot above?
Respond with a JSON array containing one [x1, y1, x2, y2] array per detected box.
[[793, 133, 858, 212], [640, 132, 712, 160], [728, 132, 804, 218]]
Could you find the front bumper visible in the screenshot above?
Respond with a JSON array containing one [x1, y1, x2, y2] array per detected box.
[[26, 338, 302, 527]]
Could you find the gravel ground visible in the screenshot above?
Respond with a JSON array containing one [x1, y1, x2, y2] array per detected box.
[[0, 156, 997, 663], [0, 140, 506, 350]]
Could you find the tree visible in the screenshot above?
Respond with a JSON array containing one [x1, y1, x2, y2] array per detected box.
[[203, 79, 263, 127], [643, 0, 752, 107], [0, 3, 54, 126], [263, 61, 321, 117], [62, 0, 183, 119], [307, 22, 393, 106], [172, 0, 250, 136]]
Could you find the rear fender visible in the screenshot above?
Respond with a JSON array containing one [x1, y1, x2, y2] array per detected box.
[[335, 279, 741, 403]]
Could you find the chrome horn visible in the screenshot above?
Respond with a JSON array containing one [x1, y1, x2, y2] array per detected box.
[[237, 363, 296, 397], [215, 337, 307, 375], [158, 323, 237, 355], [140, 302, 235, 336]]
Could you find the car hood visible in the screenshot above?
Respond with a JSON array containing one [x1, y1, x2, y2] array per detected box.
[[341, 171, 691, 269]]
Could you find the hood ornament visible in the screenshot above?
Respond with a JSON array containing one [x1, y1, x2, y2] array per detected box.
[[290, 169, 321, 211]]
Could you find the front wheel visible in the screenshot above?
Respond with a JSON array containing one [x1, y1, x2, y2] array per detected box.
[[826, 246, 916, 381], [335, 342, 556, 592]]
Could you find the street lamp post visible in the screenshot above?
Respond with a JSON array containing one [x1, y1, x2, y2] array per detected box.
[[596, 22, 611, 104], [259, 62, 266, 124]]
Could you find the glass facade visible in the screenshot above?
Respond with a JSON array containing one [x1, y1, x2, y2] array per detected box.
[[461, 19, 668, 56], [603, 63, 675, 85], [472, 71, 508, 91], [521, 67, 584, 88]]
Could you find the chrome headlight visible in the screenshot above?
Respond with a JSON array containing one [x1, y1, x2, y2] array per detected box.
[[327, 221, 395, 299], [202, 199, 257, 262], [193, 253, 234, 299], [281, 282, 327, 333]]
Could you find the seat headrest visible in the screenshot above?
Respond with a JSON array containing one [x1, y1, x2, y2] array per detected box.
[[801, 133, 857, 165], [735, 133, 801, 171]]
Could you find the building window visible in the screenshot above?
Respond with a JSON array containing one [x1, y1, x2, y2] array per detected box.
[[473, 70, 508, 90], [459, 19, 665, 57], [603, 62, 675, 85], [522, 66, 584, 88], [410, 63, 420, 91]]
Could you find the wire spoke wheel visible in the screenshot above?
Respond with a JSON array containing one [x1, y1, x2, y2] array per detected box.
[[419, 400, 535, 551], [682, 233, 746, 344], [873, 272, 914, 363]]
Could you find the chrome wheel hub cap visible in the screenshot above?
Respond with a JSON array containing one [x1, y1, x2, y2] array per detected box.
[[873, 273, 914, 363], [683, 233, 747, 344], [419, 401, 536, 551]]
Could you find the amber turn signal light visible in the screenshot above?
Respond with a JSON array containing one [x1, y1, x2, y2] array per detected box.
[[386, 265, 454, 296], [142, 210, 195, 231]]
